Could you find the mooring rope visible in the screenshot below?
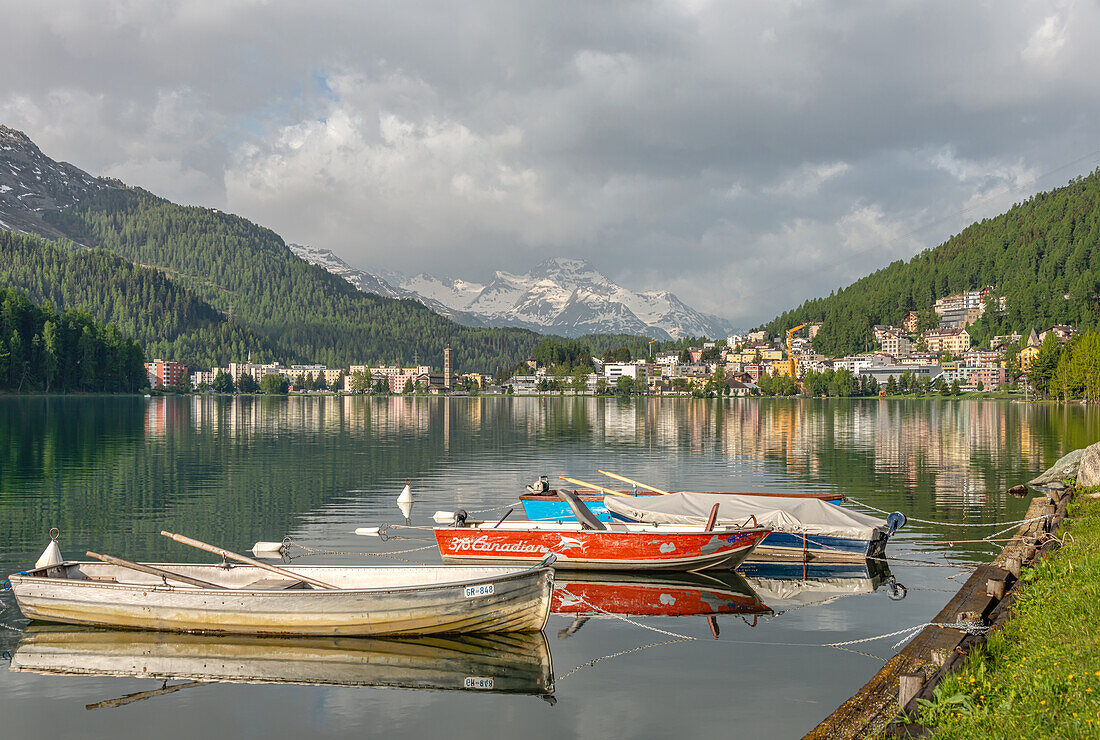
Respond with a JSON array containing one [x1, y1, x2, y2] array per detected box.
[[824, 620, 992, 651], [556, 638, 694, 682], [847, 497, 1047, 529], [552, 587, 982, 658]]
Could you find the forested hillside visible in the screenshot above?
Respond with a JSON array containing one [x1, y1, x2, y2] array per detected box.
[[762, 171, 1100, 356], [0, 231, 283, 367], [0, 286, 146, 392], [42, 187, 545, 370]]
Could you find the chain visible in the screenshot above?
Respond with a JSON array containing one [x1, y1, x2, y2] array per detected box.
[[283, 538, 437, 563]]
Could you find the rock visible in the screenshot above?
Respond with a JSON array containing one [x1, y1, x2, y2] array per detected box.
[[1078, 441, 1100, 489], [1028, 448, 1086, 488], [1007, 484, 1029, 497]]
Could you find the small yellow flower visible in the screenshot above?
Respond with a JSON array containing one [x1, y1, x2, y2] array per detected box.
[[969, 677, 976, 684], [1070, 674, 1075, 679], [1041, 700, 1047, 705]]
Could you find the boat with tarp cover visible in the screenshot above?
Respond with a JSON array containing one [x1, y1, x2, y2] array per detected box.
[[604, 492, 906, 561]]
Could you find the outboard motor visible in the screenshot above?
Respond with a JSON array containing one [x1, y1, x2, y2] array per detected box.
[[453, 509, 468, 527], [886, 511, 907, 536], [525, 475, 550, 494]]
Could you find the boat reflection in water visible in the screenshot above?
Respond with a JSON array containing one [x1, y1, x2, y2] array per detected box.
[[9, 625, 555, 703], [737, 558, 903, 614], [551, 571, 771, 638]]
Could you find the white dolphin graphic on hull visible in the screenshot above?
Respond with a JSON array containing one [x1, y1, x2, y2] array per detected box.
[[552, 535, 587, 554]]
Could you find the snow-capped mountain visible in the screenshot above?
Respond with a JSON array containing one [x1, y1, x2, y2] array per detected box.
[[287, 244, 480, 322], [293, 248, 732, 339], [0, 125, 112, 236]]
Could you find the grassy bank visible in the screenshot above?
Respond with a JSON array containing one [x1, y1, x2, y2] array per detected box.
[[916, 490, 1100, 738]]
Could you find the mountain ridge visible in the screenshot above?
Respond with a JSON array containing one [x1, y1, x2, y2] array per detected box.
[[290, 248, 733, 339]]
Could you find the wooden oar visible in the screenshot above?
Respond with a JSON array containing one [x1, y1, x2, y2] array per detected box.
[[86, 551, 225, 590], [558, 476, 629, 497], [597, 470, 671, 495], [160, 531, 337, 590], [87, 681, 209, 711]]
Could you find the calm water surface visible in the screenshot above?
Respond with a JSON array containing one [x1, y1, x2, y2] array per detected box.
[[1, 396, 1097, 739]]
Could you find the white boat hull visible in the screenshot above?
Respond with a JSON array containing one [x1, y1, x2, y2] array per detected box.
[[9, 562, 553, 636]]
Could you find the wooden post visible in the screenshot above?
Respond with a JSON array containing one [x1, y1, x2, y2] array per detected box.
[[899, 674, 924, 708], [930, 649, 949, 668], [986, 578, 1006, 599], [1005, 557, 1021, 578]]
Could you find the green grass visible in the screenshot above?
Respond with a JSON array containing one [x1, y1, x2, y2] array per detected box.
[[914, 491, 1100, 738]]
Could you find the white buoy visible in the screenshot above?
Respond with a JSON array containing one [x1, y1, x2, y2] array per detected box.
[[398, 499, 413, 522], [397, 482, 413, 504], [251, 541, 285, 556], [355, 527, 381, 537], [433, 510, 454, 524], [35, 528, 63, 569]]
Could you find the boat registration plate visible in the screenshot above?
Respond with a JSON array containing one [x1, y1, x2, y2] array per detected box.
[[464, 583, 495, 598], [464, 676, 495, 689]]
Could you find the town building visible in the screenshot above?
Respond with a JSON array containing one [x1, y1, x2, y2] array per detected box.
[[190, 370, 216, 387], [880, 332, 911, 357], [921, 327, 971, 354], [859, 363, 944, 386], [1040, 325, 1076, 344], [903, 312, 920, 333], [1020, 329, 1041, 372], [146, 359, 188, 389], [604, 363, 651, 384]]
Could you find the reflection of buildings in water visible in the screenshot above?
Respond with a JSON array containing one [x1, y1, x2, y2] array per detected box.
[[697, 399, 1049, 501], [602, 402, 638, 441], [144, 397, 168, 438]]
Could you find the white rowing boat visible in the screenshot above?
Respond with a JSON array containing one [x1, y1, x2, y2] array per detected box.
[[8, 560, 554, 636]]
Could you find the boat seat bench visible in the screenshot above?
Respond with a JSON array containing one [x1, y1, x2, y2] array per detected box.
[[243, 576, 312, 591]]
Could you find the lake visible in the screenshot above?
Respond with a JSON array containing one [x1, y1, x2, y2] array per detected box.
[[1, 396, 1096, 738]]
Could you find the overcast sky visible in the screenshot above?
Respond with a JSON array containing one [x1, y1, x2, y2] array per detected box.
[[2, 1, 1098, 326]]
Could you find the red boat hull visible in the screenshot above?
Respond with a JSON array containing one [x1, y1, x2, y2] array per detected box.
[[551, 576, 770, 617], [433, 525, 769, 572]]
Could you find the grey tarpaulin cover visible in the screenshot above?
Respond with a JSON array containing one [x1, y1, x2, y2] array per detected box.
[[604, 493, 887, 541]]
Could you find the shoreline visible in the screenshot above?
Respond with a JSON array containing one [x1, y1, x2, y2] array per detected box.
[[803, 483, 1080, 738]]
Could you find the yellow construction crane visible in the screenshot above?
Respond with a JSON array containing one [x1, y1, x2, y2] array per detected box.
[[782, 324, 807, 381], [648, 339, 658, 358], [785, 324, 807, 353]]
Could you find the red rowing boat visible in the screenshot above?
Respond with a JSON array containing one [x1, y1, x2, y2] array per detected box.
[[434, 521, 769, 572], [434, 489, 769, 572]]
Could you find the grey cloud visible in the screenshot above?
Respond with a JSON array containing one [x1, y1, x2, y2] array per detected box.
[[1, 0, 1098, 326]]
